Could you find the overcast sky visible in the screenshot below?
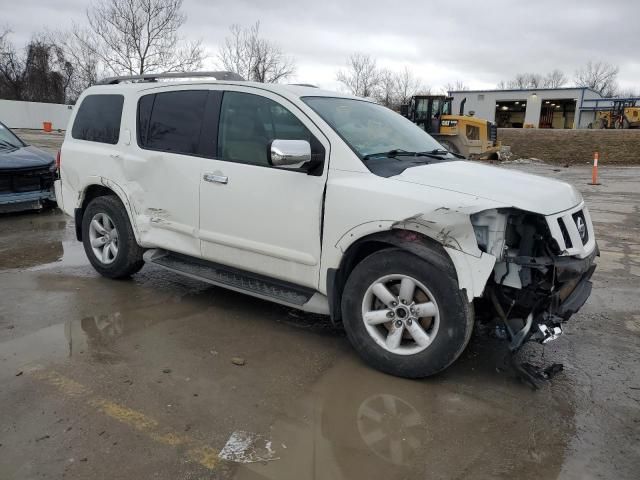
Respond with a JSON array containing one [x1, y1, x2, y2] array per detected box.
[[4, 0, 639, 92]]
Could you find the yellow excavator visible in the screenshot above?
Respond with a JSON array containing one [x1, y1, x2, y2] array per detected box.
[[401, 95, 501, 159], [594, 99, 640, 129]]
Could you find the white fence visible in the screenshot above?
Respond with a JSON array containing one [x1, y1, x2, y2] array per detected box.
[[0, 99, 73, 130]]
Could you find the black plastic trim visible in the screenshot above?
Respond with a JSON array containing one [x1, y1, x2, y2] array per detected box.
[[152, 252, 316, 306], [74, 208, 83, 241]]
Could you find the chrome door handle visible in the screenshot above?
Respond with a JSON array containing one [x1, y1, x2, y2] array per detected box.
[[203, 173, 228, 184]]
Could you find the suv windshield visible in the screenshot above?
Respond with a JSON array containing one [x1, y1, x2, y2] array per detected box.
[[302, 97, 448, 160], [0, 122, 25, 150]]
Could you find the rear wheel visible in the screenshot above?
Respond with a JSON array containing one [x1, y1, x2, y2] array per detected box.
[[82, 195, 144, 278], [341, 248, 473, 378]]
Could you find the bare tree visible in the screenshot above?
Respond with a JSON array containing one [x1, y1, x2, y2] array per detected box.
[[218, 22, 295, 83], [575, 61, 619, 97], [543, 69, 567, 88], [376, 68, 396, 108], [0, 25, 9, 45], [0, 27, 25, 100], [336, 53, 380, 98], [373, 66, 424, 109], [69, 0, 203, 78], [395, 67, 423, 106], [508, 72, 543, 89], [55, 29, 100, 102], [444, 80, 468, 93], [0, 31, 71, 103]]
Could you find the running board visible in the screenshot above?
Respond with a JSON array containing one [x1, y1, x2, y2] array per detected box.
[[144, 249, 328, 313]]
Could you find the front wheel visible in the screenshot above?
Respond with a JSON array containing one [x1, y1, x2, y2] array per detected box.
[[341, 248, 473, 378], [82, 195, 144, 279]]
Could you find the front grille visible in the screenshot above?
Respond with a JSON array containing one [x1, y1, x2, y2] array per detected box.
[[547, 206, 593, 256], [558, 217, 573, 248], [0, 168, 54, 194], [572, 210, 589, 245]]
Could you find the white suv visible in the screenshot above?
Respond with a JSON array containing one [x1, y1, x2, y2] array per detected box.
[[55, 72, 597, 379]]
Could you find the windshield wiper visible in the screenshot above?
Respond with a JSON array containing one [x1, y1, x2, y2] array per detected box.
[[363, 148, 456, 161], [363, 149, 410, 161], [428, 148, 450, 155]]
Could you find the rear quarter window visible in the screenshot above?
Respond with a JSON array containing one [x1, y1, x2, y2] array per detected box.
[[71, 94, 124, 144]]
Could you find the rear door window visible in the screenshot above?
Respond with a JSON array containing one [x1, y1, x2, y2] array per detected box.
[[71, 94, 124, 144], [137, 90, 208, 155]]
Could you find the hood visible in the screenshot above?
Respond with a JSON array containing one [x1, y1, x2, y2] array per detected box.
[[393, 160, 582, 216], [0, 145, 55, 170]]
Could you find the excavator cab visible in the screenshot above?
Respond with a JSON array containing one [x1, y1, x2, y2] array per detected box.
[[407, 95, 453, 134], [401, 95, 499, 158]]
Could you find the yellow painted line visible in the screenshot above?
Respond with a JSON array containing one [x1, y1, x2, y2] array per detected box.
[[30, 369, 220, 470], [89, 398, 159, 431]]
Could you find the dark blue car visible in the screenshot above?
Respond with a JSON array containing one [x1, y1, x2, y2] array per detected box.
[[0, 121, 56, 213]]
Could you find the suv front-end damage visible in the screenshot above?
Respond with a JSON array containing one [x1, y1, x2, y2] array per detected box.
[[471, 205, 597, 385]]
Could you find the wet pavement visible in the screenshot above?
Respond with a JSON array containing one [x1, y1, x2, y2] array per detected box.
[[1, 163, 639, 479]]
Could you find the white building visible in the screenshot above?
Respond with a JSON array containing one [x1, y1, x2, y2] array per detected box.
[[448, 87, 614, 129]]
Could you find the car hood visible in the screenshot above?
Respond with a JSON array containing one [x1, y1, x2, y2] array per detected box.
[[0, 145, 55, 170], [393, 160, 582, 216]]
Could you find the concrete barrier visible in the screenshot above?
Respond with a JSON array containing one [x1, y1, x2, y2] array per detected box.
[[0, 99, 73, 131], [498, 128, 640, 165]]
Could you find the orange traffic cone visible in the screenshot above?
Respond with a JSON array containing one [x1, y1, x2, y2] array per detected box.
[[589, 152, 601, 185]]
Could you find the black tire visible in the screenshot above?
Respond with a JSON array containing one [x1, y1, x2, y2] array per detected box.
[[341, 248, 473, 378], [82, 195, 144, 279]]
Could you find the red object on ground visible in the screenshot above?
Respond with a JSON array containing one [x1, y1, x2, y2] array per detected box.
[[43, 122, 52, 132]]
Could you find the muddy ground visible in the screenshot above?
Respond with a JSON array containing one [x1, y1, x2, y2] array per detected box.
[[1, 135, 639, 479]]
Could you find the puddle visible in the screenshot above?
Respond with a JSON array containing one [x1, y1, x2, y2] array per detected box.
[[27, 240, 90, 271], [232, 340, 576, 480], [0, 209, 73, 270]]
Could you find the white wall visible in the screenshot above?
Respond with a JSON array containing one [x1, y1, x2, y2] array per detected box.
[[450, 88, 600, 128], [0, 99, 73, 130]]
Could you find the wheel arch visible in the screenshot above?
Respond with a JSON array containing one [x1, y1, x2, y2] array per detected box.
[[74, 178, 140, 243], [327, 230, 457, 323]]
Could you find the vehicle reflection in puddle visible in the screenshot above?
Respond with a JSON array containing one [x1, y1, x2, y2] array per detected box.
[[65, 312, 125, 362], [356, 393, 422, 466], [233, 342, 575, 480]]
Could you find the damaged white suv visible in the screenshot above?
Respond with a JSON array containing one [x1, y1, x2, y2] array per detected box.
[[55, 72, 597, 379]]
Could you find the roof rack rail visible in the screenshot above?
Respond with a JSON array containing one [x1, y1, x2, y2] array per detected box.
[[98, 71, 245, 85]]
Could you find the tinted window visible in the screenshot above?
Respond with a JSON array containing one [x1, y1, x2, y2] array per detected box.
[[137, 94, 154, 147], [139, 90, 208, 155], [218, 92, 314, 166], [72, 94, 124, 144]]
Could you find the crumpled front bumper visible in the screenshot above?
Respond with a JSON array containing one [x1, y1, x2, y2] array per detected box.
[[551, 245, 598, 319]]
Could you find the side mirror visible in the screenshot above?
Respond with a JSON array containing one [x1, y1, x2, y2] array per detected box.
[[269, 139, 311, 168]]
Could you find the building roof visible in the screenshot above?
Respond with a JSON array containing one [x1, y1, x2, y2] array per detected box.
[[449, 86, 602, 96]]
